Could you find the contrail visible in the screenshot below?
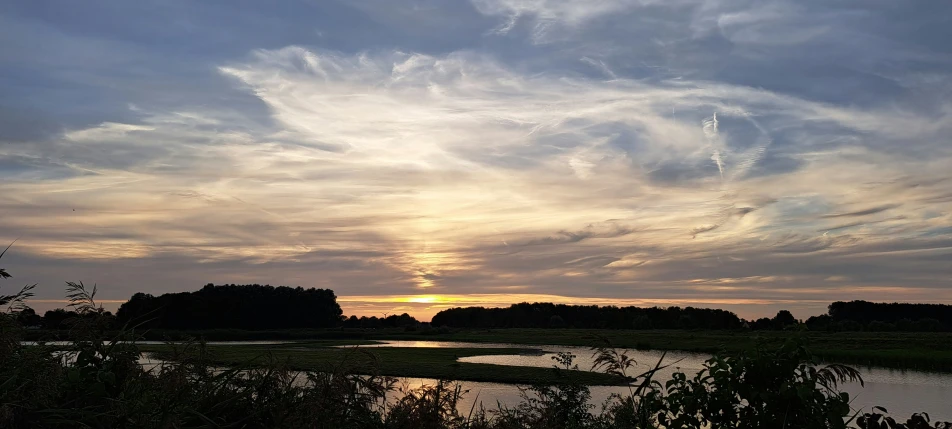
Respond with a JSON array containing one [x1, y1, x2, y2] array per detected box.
[[702, 112, 724, 179], [702, 112, 719, 139], [726, 109, 772, 182], [711, 150, 725, 179], [580, 57, 618, 79], [691, 110, 775, 239]]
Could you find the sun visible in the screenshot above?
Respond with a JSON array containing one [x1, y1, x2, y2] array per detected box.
[[406, 295, 441, 304]]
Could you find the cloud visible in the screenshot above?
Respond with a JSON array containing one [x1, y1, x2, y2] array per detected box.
[[5, 46, 951, 300], [821, 204, 901, 219], [64, 122, 156, 142], [818, 216, 906, 233], [1, 0, 951, 319], [521, 223, 636, 246]]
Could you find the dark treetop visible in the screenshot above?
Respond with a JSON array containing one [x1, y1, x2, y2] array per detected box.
[[431, 302, 743, 330], [116, 283, 343, 330]]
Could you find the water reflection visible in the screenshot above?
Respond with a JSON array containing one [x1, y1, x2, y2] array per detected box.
[[30, 339, 952, 420], [373, 340, 952, 420]]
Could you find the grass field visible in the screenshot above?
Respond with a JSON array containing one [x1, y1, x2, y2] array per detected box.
[[33, 328, 952, 373], [386, 329, 952, 371], [140, 341, 628, 385], [401, 329, 952, 371]]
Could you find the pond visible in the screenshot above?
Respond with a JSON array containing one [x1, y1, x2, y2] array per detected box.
[[369, 340, 952, 421]]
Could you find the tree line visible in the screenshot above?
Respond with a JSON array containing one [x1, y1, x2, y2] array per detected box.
[[115, 284, 345, 329], [18, 283, 423, 331], [430, 302, 744, 329], [4, 249, 948, 428], [432, 301, 952, 332], [19, 285, 952, 332], [803, 300, 951, 332], [4, 288, 946, 428]]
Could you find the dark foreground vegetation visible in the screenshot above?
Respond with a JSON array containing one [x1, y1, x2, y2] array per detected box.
[[2, 263, 951, 428], [3, 297, 950, 428]]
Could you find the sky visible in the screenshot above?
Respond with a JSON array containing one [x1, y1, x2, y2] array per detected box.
[[1, 0, 951, 321]]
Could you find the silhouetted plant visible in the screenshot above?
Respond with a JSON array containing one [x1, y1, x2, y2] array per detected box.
[[0, 243, 35, 313], [859, 408, 952, 429], [2, 251, 950, 428]]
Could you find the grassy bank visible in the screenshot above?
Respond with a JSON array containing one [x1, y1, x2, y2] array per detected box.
[[140, 341, 629, 386], [382, 329, 952, 372], [30, 328, 952, 372]]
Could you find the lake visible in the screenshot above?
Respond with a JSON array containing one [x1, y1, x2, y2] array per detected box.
[[362, 340, 952, 421], [38, 339, 950, 420]]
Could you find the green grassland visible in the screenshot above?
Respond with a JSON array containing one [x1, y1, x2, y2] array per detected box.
[[140, 341, 629, 385], [378, 329, 952, 371], [35, 328, 952, 373]]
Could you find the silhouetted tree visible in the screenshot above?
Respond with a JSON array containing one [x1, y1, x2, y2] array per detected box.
[[341, 313, 420, 329], [827, 300, 952, 331], [772, 310, 798, 328], [750, 317, 774, 331], [14, 308, 42, 327], [430, 303, 742, 330], [42, 309, 78, 329], [805, 314, 833, 331], [116, 284, 343, 330]]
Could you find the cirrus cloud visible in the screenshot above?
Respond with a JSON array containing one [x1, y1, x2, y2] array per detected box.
[[1, 0, 950, 319]]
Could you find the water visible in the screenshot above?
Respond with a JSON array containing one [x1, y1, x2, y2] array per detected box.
[[370, 340, 952, 420], [27, 339, 952, 420]]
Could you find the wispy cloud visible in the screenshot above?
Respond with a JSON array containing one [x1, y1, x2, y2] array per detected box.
[[1, 0, 951, 319], [821, 204, 901, 219]]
